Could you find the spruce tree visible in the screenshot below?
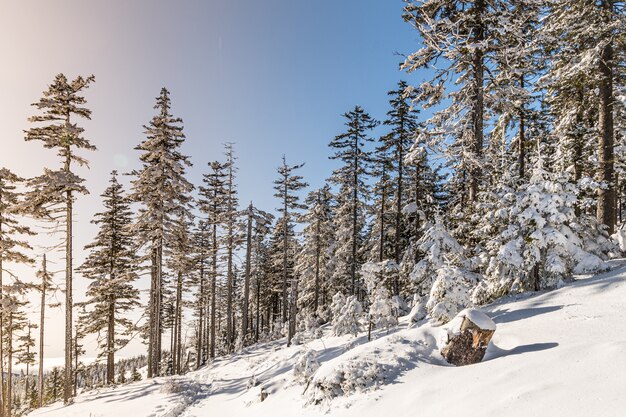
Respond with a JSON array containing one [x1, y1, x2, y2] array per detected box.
[[130, 88, 193, 377], [329, 106, 378, 297], [0, 168, 35, 412], [241, 203, 273, 342], [222, 144, 240, 352], [402, 1, 499, 203], [77, 171, 140, 384], [380, 81, 422, 293], [295, 186, 335, 315], [198, 161, 228, 359], [24, 73, 96, 402], [273, 156, 308, 345]]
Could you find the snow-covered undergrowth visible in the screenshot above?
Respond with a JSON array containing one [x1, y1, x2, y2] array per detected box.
[[29, 261, 626, 417]]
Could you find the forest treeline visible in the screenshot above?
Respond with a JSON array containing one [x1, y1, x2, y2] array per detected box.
[[0, 1, 624, 416]]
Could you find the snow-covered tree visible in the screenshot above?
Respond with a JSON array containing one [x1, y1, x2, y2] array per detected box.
[[409, 220, 477, 325], [361, 261, 398, 339], [273, 156, 307, 345], [473, 158, 607, 304], [198, 160, 228, 359], [296, 186, 335, 316], [24, 73, 95, 402], [380, 81, 422, 293], [222, 144, 241, 352], [402, 0, 498, 203], [78, 171, 140, 384], [130, 87, 193, 377], [331, 294, 362, 337], [241, 203, 273, 342], [0, 168, 35, 413], [329, 106, 378, 297]]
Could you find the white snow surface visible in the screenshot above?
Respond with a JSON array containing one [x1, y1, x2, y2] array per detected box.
[[29, 261, 626, 417], [444, 308, 497, 340]]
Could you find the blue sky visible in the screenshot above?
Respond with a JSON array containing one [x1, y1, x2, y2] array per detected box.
[[0, 0, 424, 359]]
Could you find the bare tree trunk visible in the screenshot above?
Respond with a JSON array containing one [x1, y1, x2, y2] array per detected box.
[[242, 203, 253, 339], [106, 296, 115, 384], [518, 75, 526, 180], [63, 188, 74, 404], [38, 255, 47, 408], [313, 199, 321, 312], [210, 224, 217, 359], [196, 261, 205, 368], [469, 0, 485, 203], [351, 139, 359, 296], [282, 184, 289, 324], [155, 242, 163, 375], [174, 271, 183, 374], [287, 276, 298, 346], [147, 247, 156, 378], [597, 0, 616, 234], [6, 313, 12, 417], [0, 217, 4, 415], [394, 119, 404, 295]]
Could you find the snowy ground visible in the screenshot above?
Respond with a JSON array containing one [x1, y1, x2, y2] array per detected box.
[[29, 261, 626, 417]]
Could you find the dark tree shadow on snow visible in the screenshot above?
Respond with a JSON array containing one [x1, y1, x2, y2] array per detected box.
[[484, 342, 559, 361], [489, 305, 564, 324]]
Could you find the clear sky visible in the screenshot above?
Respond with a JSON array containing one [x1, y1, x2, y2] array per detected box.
[[0, 0, 423, 363]]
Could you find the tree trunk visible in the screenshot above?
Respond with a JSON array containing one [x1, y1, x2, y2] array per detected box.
[[314, 197, 321, 312], [210, 223, 217, 359], [282, 184, 289, 325], [0, 217, 4, 415], [64, 189, 73, 404], [394, 117, 404, 295], [597, 1, 615, 234], [6, 313, 12, 417], [38, 255, 47, 408], [468, 0, 485, 203], [106, 295, 115, 384], [518, 75, 526, 180], [351, 135, 359, 296], [242, 204, 253, 339]]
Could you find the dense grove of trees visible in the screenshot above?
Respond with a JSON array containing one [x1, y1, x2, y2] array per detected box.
[[0, 1, 624, 416]]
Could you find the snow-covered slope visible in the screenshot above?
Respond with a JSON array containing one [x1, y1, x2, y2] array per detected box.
[[30, 262, 626, 417]]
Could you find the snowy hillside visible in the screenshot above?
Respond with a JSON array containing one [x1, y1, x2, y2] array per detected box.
[[29, 262, 626, 417]]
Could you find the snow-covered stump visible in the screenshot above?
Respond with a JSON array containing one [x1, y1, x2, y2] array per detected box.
[[441, 309, 495, 366]]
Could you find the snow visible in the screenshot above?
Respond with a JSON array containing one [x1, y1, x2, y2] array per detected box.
[[28, 261, 626, 417], [445, 308, 497, 340]]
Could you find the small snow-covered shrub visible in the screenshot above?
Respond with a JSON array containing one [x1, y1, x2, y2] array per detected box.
[[427, 265, 479, 325], [293, 349, 320, 384], [361, 261, 398, 331], [331, 295, 363, 337], [307, 359, 383, 405], [407, 294, 427, 323]]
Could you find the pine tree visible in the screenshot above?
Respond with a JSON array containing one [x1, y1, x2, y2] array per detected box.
[[329, 106, 378, 297], [166, 208, 195, 374], [130, 88, 193, 377], [15, 321, 37, 406], [0, 168, 35, 412], [273, 156, 308, 345], [222, 144, 241, 352], [402, 1, 499, 203], [2, 282, 30, 417], [77, 171, 140, 384], [540, 0, 624, 234], [241, 203, 273, 342], [198, 161, 228, 359], [24, 73, 96, 403], [295, 186, 335, 315], [380, 81, 422, 294], [36, 254, 54, 408]]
